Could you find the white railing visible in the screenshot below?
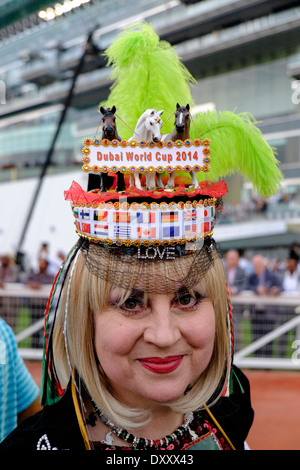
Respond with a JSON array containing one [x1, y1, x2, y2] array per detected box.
[[1, 284, 300, 369], [231, 292, 300, 370], [0, 283, 51, 361]]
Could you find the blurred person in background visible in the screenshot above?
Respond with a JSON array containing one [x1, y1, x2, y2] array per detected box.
[[0, 317, 41, 442], [47, 250, 66, 277], [24, 257, 55, 348], [282, 251, 300, 294], [247, 254, 282, 296], [25, 258, 54, 290], [247, 254, 282, 356], [38, 242, 49, 262], [37, 243, 65, 277], [237, 249, 253, 276], [290, 243, 300, 267], [0, 255, 20, 330], [0, 254, 19, 287], [224, 250, 248, 351], [224, 250, 247, 295]]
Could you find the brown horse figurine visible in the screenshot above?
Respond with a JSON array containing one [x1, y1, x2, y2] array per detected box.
[[87, 106, 125, 192], [162, 103, 198, 189], [170, 103, 191, 141]]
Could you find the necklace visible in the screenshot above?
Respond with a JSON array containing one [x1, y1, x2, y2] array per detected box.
[[89, 407, 196, 449]]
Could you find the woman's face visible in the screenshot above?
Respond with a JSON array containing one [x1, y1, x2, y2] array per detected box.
[[94, 285, 215, 409]]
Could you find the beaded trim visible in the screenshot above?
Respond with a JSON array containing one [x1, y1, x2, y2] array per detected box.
[[83, 137, 210, 148], [83, 163, 210, 175], [96, 408, 195, 449], [73, 197, 216, 211], [76, 229, 214, 248]]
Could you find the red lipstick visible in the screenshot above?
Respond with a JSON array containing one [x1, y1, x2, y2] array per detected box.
[[139, 355, 183, 374]]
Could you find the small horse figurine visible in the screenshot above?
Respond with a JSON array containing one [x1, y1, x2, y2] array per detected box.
[[87, 105, 125, 192], [128, 109, 164, 190], [163, 103, 198, 189]]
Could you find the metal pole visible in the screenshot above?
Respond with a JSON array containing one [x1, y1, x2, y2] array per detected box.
[[16, 30, 98, 256]]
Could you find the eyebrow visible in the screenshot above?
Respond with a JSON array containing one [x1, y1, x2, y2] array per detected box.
[[130, 285, 194, 300], [109, 287, 146, 307], [175, 286, 193, 295], [110, 285, 199, 305]]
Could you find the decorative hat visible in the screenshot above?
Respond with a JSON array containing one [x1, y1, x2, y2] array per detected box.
[[64, 23, 282, 259], [42, 22, 283, 405]]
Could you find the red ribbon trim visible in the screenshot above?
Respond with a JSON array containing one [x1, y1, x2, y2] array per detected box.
[[64, 180, 228, 205]]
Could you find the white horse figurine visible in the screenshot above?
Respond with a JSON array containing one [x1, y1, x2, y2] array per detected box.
[[128, 109, 164, 190]]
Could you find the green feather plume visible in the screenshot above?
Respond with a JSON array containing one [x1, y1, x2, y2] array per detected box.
[[102, 22, 283, 197], [190, 110, 283, 198], [102, 22, 195, 139]]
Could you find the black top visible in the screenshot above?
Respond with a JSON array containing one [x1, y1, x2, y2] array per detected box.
[[0, 366, 254, 451]]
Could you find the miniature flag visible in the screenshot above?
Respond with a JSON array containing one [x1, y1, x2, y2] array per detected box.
[[136, 212, 156, 224], [137, 226, 156, 239], [113, 212, 131, 223], [81, 223, 91, 233], [161, 212, 179, 223], [183, 209, 197, 221], [114, 225, 131, 238], [201, 221, 211, 233], [94, 210, 108, 221], [94, 224, 109, 236], [184, 224, 197, 237], [162, 225, 180, 238], [79, 209, 90, 220], [204, 207, 215, 218]]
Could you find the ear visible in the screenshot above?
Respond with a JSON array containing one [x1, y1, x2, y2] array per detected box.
[[158, 110, 164, 116], [111, 105, 116, 114], [150, 109, 155, 115], [186, 104, 190, 111], [99, 106, 105, 115], [177, 103, 181, 109]]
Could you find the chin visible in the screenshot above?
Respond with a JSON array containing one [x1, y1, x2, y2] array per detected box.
[[153, 394, 182, 404], [143, 385, 188, 405]]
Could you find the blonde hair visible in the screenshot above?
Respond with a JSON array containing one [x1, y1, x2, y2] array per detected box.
[[53, 246, 230, 429]]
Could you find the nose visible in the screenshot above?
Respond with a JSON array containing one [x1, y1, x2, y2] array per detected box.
[[106, 126, 114, 136], [143, 302, 181, 348], [153, 136, 159, 142], [176, 125, 184, 133]]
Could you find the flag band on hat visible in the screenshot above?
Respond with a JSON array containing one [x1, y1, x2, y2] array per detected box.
[[72, 200, 215, 247]]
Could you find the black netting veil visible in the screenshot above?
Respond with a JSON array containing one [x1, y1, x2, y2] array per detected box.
[[80, 238, 221, 293]]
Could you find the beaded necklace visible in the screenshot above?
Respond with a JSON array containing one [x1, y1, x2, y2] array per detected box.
[[89, 407, 197, 449]]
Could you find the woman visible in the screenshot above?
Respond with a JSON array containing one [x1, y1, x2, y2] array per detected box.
[[0, 238, 253, 450], [1, 22, 282, 451]]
